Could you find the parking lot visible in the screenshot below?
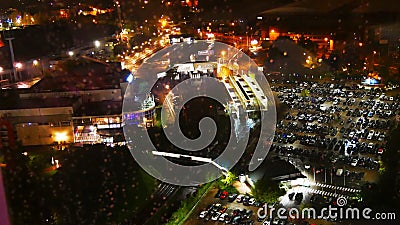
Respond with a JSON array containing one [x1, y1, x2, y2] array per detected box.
[[185, 188, 264, 225], [269, 80, 399, 189], [185, 79, 400, 225]]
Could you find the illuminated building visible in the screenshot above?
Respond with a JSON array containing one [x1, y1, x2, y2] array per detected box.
[[122, 95, 155, 128], [0, 97, 76, 146], [181, 0, 198, 7]]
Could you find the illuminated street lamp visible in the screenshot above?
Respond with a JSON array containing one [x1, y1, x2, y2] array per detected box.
[[15, 62, 22, 69], [0, 66, 3, 82], [68, 51, 74, 57], [94, 40, 101, 48], [221, 50, 226, 64], [33, 60, 39, 66], [15, 62, 22, 80], [250, 39, 258, 46]]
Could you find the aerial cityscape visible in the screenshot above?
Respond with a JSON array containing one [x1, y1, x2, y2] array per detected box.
[[0, 0, 399, 225]]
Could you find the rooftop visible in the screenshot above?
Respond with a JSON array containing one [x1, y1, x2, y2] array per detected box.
[[0, 96, 78, 110], [74, 100, 122, 117], [31, 58, 123, 92]]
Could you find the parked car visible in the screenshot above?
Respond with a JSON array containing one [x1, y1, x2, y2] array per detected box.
[[219, 212, 228, 222], [249, 198, 256, 205], [367, 130, 374, 140], [228, 193, 238, 202], [211, 212, 221, 221], [236, 194, 245, 203], [199, 210, 208, 219], [351, 158, 358, 167], [220, 191, 229, 200], [245, 209, 253, 219]]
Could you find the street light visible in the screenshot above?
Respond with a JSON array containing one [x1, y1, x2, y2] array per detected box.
[[221, 51, 226, 64], [68, 51, 74, 57], [94, 40, 101, 48], [0, 66, 3, 82], [33, 60, 39, 66], [15, 62, 22, 80], [15, 62, 22, 69]]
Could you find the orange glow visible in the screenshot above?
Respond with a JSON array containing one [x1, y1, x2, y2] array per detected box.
[[54, 132, 68, 142], [358, 42, 363, 47], [221, 50, 226, 57], [324, 37, 328, 42], [269, 29, 279, 41], [161, 20, 168, 27]]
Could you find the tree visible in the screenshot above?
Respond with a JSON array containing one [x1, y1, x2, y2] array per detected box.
[[251, 177, 285, 203], [2, 146, 53, 225], [221, 171, 237, 187], [2, 144, 157, 225]]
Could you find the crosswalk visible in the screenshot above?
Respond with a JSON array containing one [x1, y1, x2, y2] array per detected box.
[[294, 186, 345, 198], [291, 182, 361, 199], [311, 182, 361, 193]]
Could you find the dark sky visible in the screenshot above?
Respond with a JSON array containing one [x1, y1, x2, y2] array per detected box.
[[1, 0, 399, 19]]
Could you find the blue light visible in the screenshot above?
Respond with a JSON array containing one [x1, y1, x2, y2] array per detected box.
[[362, 77, 379, 86], [126, 73, 134, 83]]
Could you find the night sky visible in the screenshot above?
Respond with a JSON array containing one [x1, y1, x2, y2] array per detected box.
[[1, 0, 399, 19]]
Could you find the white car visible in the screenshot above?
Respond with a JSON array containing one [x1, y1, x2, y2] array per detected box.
[[374, 131, 380, 138], [272, 216, 280, 224], [249, 198, 256, 205], [219, 213, 228, 222], [368, 142, 374, 149], [367, 130, 374, 140], [199, 210, 208, 219], [351, 159, 358, 167], [236, 194, 245, 203], [211, 212, 221, 221], [378, 133, 385, 141], [263, 221, 271, 225]]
